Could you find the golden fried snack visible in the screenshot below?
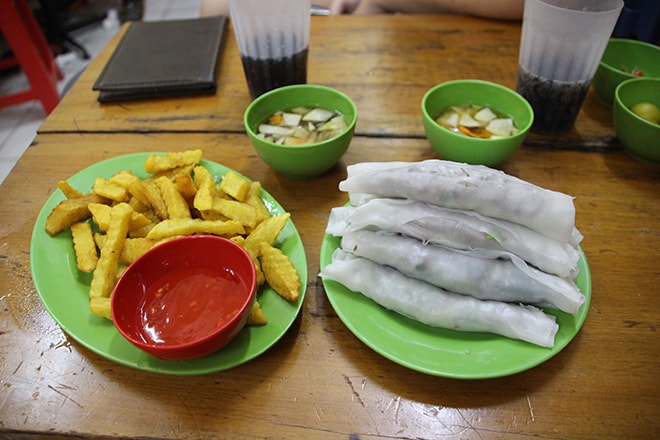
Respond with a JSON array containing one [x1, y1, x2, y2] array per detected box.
[[87, 203, 109, 230], [145, 218, 245, 241], [245, 182, 271, 221], [210, 197, 260, 229], [232, 235, 266, 287], [128, 211, 152, 231], [119, 237, 155, 263], [89, 203, 133, 304], [95, 233, 155, 265], [192, 166, 215, 211], [45, 193, 108, 237], [248, 251, 265, 287], [127, 196, 149, 213], [87, 203, 113, 231], [154, 175, 191, 219], [144, 149, 203, 174], [151, 164, 195, 181], [220, 170, 251, 202], [198, 210, 230, 221], [128, 224, 154, 238], [46, 150, 302, 327], [92, 177, 129, 202], [70, 222, 98, 273], [247, 300, 268, 326], [244, 213, 291, 256], [127, 208, 158, 237], [89, 297, 112, 321], [128, 179, 168, 220], [174, 173, 198, 200], [229, 235, 245, 246], [109, 170, 140, 189], [88, 203, 152, 232], [259, 242, 300, 302], [57, 180, 83, 199]]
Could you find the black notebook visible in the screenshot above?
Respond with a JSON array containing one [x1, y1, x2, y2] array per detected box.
[[93, 16, 228, 102]]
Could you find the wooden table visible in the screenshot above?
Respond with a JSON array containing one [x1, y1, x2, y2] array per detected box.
[[1, 15, 658, 440]]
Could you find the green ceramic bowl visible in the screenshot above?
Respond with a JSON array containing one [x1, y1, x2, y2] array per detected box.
[[422, 80, 533, 167], [613, 77, 660, 165], [592, 38, 660, 108], [244, 84, 357, 179]]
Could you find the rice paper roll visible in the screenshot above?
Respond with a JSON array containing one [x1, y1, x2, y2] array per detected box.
[[341, 230, 585, 314], [338, 160, 577, 243], [327, 198, 581, 279], [320, 252, 559, 348]]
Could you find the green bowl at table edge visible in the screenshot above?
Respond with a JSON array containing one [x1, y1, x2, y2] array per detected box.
[[613, 77, 660, 165], [592, 38, 660, 108], [421, 79, 534, 167], [244, 84, 357, 179]]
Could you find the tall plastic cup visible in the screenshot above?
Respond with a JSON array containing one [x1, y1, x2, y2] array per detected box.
[[516, 0, 623, 134], [229, 0, 311, 99]]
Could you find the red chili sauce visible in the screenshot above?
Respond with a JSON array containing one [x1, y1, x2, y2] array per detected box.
[[138, 266, 248, 345]]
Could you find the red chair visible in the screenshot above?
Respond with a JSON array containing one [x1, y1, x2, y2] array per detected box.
[[0, 0, 63, 114]]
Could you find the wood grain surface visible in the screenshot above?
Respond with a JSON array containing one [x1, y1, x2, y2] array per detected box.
[[2, 13, 659, 440], [38, 15, 617, 148]]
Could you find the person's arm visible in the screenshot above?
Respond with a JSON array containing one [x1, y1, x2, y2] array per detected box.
[[199, 0, 523, 20], [200, 0, 229, 16], [322, 0, 361, 14], [353, 0, 523, 20], [200, 0, 359, 16]]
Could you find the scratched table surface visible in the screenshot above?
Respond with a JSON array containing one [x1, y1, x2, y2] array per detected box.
[[2, 14, 659, 440]]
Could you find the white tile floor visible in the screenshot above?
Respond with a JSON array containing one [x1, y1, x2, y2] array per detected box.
[[0, 0, 202, 185]]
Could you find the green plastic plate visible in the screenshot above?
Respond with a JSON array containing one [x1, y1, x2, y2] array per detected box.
[[320, 233, 591, 379], [30, 153, 307, 375]]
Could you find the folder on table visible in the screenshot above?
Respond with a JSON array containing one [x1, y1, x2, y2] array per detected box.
[[93, 16, 228, 102]]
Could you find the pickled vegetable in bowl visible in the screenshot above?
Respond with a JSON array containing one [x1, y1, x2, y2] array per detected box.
[[258, 107, 348, 146], [435, 104, 520, 139], [421, 80, 533, 167], [244, 84, 357, 179]]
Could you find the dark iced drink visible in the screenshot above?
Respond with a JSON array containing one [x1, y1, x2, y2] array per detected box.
[[516, 68, 590, 135], [240, 48, 308, 99]]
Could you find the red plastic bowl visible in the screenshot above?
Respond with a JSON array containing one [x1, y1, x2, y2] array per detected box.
[[111, 235, 257, 360]]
